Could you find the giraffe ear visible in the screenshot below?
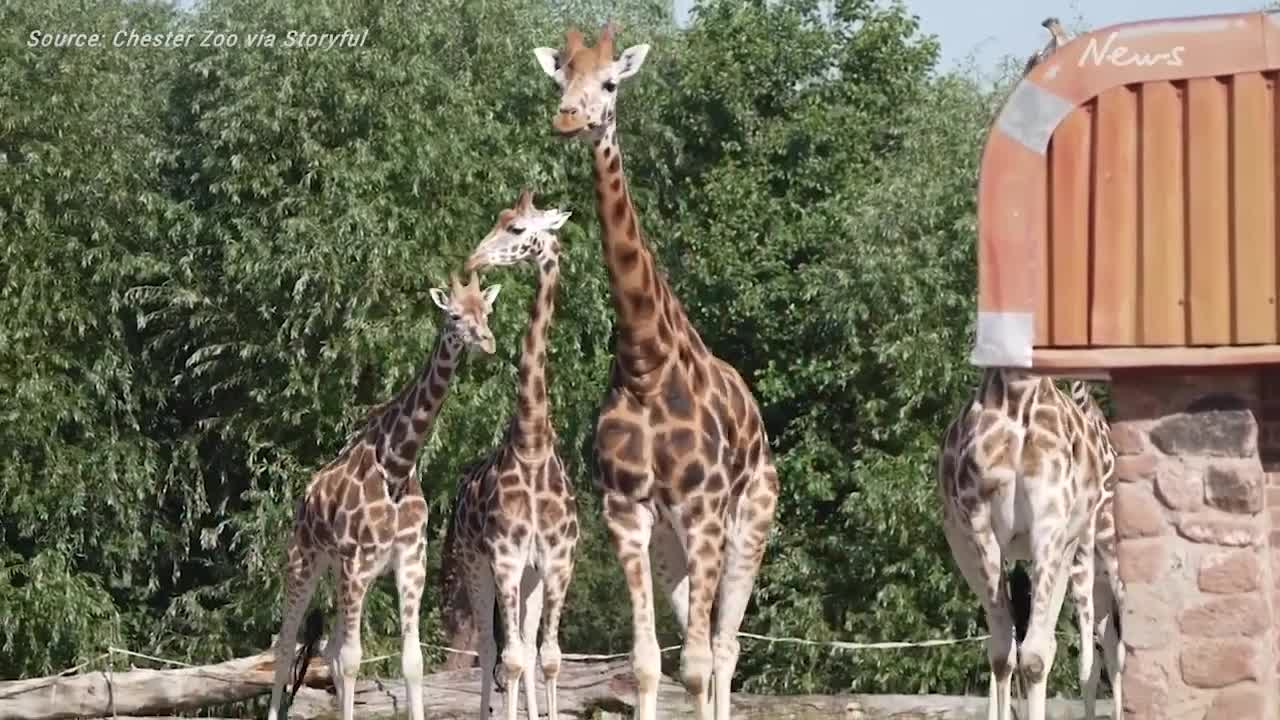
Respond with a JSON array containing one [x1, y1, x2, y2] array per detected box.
[[533, 47, 562, 80], [481, 284, 502, 309], [429, 288, 450, 311], [614, 44, 650, 80]]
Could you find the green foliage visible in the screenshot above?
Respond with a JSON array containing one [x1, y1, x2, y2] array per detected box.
[[0, 0, 1093, 702]]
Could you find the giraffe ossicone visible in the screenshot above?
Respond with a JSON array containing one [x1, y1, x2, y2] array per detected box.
[[448, 190, 579, 720], [535, 24, 780, 720], [265, 271, 503, 720]]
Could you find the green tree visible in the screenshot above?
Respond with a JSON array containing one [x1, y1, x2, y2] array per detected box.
[[0, 0, 182, 677]]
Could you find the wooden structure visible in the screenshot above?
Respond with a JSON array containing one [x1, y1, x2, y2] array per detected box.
[[975, 10, 1280, 376], [975, 10, 1280, 720]]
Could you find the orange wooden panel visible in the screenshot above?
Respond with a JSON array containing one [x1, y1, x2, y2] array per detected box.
[[977, 12, 1280, 372], [1231, 72, 1277, 343], [1048, 107, 1093, 346], [1091, 87, 1139, 346], [977, 132, 1046, 317], [1139, 81, 1186, 345], [1186, 77, 1232, 345]]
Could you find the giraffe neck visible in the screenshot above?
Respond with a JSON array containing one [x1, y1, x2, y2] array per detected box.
[[591, 126, 681, 378], [370, 329, 462, 483], [512, 253, 559, 459], [978, 367, 1045, 420]]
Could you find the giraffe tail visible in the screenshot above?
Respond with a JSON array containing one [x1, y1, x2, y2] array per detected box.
[[287, 608, 325, 707], [1005, 563, 1032, 645], [492, 600, 506, 692]]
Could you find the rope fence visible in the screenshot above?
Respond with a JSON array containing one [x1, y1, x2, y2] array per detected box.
[[13, 628, 994, 686]]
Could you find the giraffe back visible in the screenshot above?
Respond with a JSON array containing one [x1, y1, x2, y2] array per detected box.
[[1068, 380, 1117, 493]]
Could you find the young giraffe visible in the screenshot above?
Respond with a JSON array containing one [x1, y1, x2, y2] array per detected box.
[[450, 191, 578, 720], [534, 24, 780, 720], [266, 272, 502, 720], [937, 369, 1118, 720]]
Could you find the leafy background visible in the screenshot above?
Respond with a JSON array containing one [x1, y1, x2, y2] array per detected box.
[[0, 0, 1094, 703]]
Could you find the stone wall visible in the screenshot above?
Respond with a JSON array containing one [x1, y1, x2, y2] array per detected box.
[[1111, 370, 1276, 720]]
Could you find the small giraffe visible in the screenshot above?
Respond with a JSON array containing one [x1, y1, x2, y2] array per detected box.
[[937, 369, 1116, 720], [266, 272, 502, 720], [449, 191, 578, 720], [1023, 17, 1073, 74], [534, 24, 779, 720]]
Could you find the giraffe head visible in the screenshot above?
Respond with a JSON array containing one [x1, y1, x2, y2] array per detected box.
[[429, 271, 501, 355], [533, 22, 650, 139], [464, 190, 571, 273]]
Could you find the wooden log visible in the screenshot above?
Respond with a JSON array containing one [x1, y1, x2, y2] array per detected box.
[[0, 652, 1110, 720], [0, 649, 329, 720]]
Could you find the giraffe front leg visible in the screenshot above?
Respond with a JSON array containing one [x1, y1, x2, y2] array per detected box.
[[602, 491, 661, 720], [711, 464, 777, 720], [268, 535, 323, 720], [395, 540, 427, 720], [539, 556, 575, 720], [334, 558, 370, 720], [519, 567, 543, 720], [323, 612, 345, 709], [492, 556, 527, 720], [678, 502, 721, 720]]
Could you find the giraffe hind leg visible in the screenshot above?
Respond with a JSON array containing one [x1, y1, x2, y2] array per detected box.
[[650, 514, 690, 629], [942, 514, 1014, 720], [467, 558, 498, 718], [1093, 563, 1123, 719], [1020, 528, 1077, 720], [1070, 532, 1097, 720], [268, 535, 325, 720]]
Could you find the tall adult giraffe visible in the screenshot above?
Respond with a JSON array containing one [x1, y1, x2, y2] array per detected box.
[[265, 272, 501, 720], [533, 24, 780, 720]]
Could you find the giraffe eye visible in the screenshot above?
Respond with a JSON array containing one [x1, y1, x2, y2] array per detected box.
[[602, 80, 617, 92], [507, 225, 525, 234]]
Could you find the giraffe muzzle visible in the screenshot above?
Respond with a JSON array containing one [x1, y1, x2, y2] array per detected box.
[[552, 112, 589, 137]]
